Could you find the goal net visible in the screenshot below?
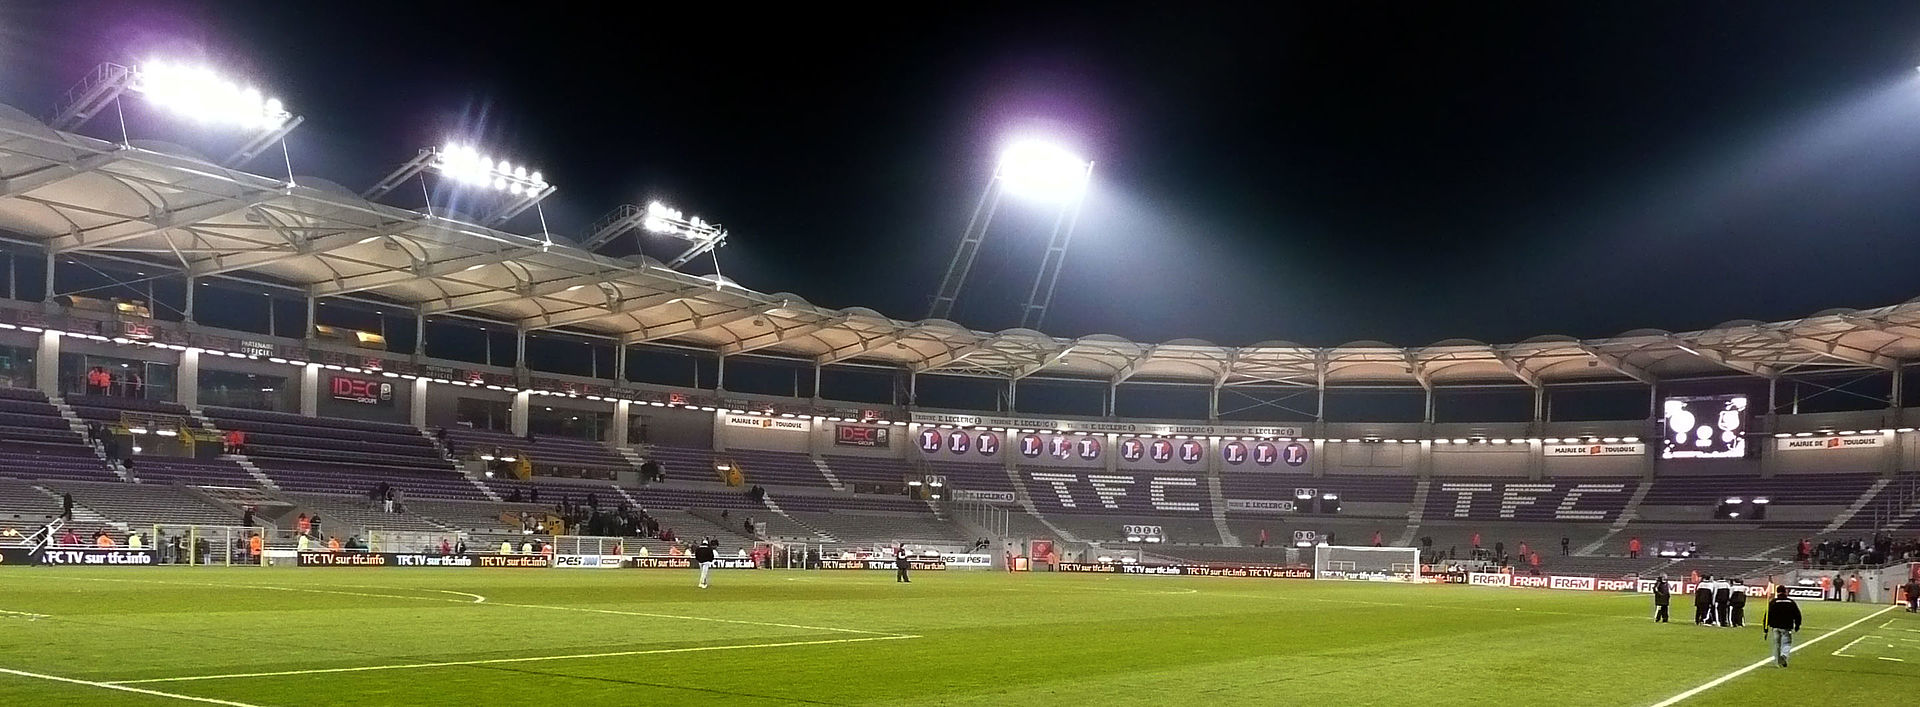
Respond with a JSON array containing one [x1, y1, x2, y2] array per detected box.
[[1313, 544, 1421, 582]]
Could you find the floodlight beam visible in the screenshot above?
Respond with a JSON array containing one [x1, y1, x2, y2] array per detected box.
[[925, 177, 1003, 320]]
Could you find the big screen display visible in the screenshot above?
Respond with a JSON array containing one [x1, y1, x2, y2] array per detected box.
[[1660, 394, 1748, 459]]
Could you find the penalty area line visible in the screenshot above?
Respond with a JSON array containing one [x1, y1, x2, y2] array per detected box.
[[1648, 604, 1897, 707], [109, 634, 923, 685], [0, 666, 266, 706]]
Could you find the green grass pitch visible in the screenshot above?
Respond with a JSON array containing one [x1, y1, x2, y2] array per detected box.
[[0, 567, 1910, 705]]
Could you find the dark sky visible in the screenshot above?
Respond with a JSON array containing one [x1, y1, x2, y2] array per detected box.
[[9, 1, 1920, 348]]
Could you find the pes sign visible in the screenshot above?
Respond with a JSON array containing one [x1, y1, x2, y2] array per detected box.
[[330, 375, 394, 406]]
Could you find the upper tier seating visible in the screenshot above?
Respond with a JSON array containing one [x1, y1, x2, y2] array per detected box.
[[1640, 473, 1877, 507], [642, 445, 716, 480], [442, 426, 633, 475], [255, 459, 487, 502], [630, 484, 765, 512], [0, 389, 115, 483], [127, 457, 254, 486], [484, 476, 623, 505], [65, 394, 190, 423], [725, 448, 833, 489], [1423, 477, 1640, 523], [203, 407, 452, 472], [820, 455, 912, 486], [924, 460, 1016, 493], [769, 491, 931, 515], [1019, 467, 1212, 516]]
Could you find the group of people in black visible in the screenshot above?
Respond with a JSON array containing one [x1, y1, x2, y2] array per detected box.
[[1649, 572, 1808, 668], [1798, 533, 1919, 567]]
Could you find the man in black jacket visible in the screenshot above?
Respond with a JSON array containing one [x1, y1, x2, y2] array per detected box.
[[1762, 586, 1802, 667], [894, 543, 911, 583], [1693, 575, 1713, 625], [1729, 585, 1747, 627], [694, 538, 716, 589], [1652, 574, 1670, 623], [1714, 577, 1733, 627]]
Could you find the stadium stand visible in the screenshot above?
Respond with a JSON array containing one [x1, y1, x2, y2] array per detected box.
[[1422, 477, 1639, 523], [126, 457, 255, 486], [819, 455, 911, 486], [925, 460, 1018, 493], [441, 426, 634, 476], [724, 448, 834, 489], [50, 481, 239, 528], [0, 388, 116, 483], [640, 445, 717, 481]]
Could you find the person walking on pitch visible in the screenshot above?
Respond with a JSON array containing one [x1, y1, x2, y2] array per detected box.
[[1652, 574, 1670, 623], [894, 543, 911, 583], [694, 538, 717, 589], [1761, 586, 1802, 667]]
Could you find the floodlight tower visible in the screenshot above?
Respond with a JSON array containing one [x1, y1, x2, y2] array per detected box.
[[49, 60, 303, 168], [580, 201, 728, 270], [927, 138, 1093, 329], [363, 142, 555, 227]]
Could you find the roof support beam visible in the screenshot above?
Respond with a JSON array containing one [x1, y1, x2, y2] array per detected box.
[[1108, 346, 1159, 385], [188, 219, 417, 277], [814, 327, 921, 366], [720, 314, 850, 355], [48, 191, 282, 253], [311, 245, 540, 297], [916, 338, 1002, 372], [1575, 343, 1655, 384], [1668, 338, 1775, 378], [1012, 345, 1078, 380], [513, 283, 717, 331], [1493, 347, 1542, 388], [0, 152, 117, 198], [628, 305, 769, 344], [1759, 331, 1896, 370]]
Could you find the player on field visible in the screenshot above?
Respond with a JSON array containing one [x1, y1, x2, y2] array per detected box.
[[1760, 586, 1802, 667], [695, 538, 717, 589], [1651, 574, 1670, 623]]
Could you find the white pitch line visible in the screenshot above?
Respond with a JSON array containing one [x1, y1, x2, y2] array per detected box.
[[486, 600, 907, 637], [0, 666, 267, 706], [1879, 656, 1905, 662], [1832, 635, 1869, 657], [110, 633, 923, 685], [1649, 604, 1898, 707], [0, 608, 50, 619]]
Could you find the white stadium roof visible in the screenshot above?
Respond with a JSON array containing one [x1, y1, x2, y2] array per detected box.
[[0, 102, 1915, 390]]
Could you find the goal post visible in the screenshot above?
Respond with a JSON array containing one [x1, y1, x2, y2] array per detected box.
[[1313, 544, 1421, 582]]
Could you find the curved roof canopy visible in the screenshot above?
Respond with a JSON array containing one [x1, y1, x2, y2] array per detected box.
[[0, 103, 1914, 388]]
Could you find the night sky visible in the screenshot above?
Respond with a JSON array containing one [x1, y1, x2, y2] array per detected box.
[[8, 1, 1920, 349]]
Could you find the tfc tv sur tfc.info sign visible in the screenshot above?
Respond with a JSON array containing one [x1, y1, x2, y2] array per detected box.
[[296, 552, 551, 568], [0, 548, 157, 566]]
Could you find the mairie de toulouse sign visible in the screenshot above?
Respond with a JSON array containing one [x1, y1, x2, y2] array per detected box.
[[909, 412, 1301, 439]]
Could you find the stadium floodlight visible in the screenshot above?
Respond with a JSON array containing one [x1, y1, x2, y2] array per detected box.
[[927, 135, 1096, 327], [362, 142, 557, 226], [1725, 497, 1743, 504], [49, 59, 304, 167], [132, 61, 291, 130], [1752, 497, 1771, 505], [1622, 436, 1640, 443], [1125, 535, 1141, 543], [996, 139, 1091, 202], [579, 201, 729, 271]]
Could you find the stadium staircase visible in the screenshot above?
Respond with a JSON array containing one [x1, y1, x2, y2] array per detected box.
[[50, 397, 128, 481], [616, 445, 648, 474], [810, 457, 846, 492], [27, 483, 116, 529], [1397, 479, 1430, 546], [187, 409, 279, 489], [1823, 477, 1893, 533], [1206, 475, 1240, 546]]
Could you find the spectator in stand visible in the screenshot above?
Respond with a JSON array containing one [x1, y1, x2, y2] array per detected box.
[[1560, 536, 1569, 555], [1796, 538, 1811, 564], [1257, 529, 1268, 548], [95, 531, 114, 547], [59, 528, 80, 546], [1471, 532, 1481, 551], [500, 539, 513, 554], [127, 532, 143, 549], [440, 538, 452, 555], [296, 513, 310, 538], [240, 505, 254, 528], [1518, 541, 1530, 559], [455, 538, 467, 554], [310, 515, 322, 538], [60, 493, 73, 522], [1371, 530, 1382, 547], [1494, 541, 1505, 561], [1528, 552, 1541, 575], [382, 489, 395, 514], [1628, 536, 1641, 559]]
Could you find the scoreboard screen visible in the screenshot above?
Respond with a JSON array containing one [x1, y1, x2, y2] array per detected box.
[[1660, 394, 1748, 460]]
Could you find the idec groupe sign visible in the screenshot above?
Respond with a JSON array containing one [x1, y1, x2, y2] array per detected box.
[[1544, 443, 1646, 457], [721, 414, 810, 433], [1776, 435, 1886, 452]]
